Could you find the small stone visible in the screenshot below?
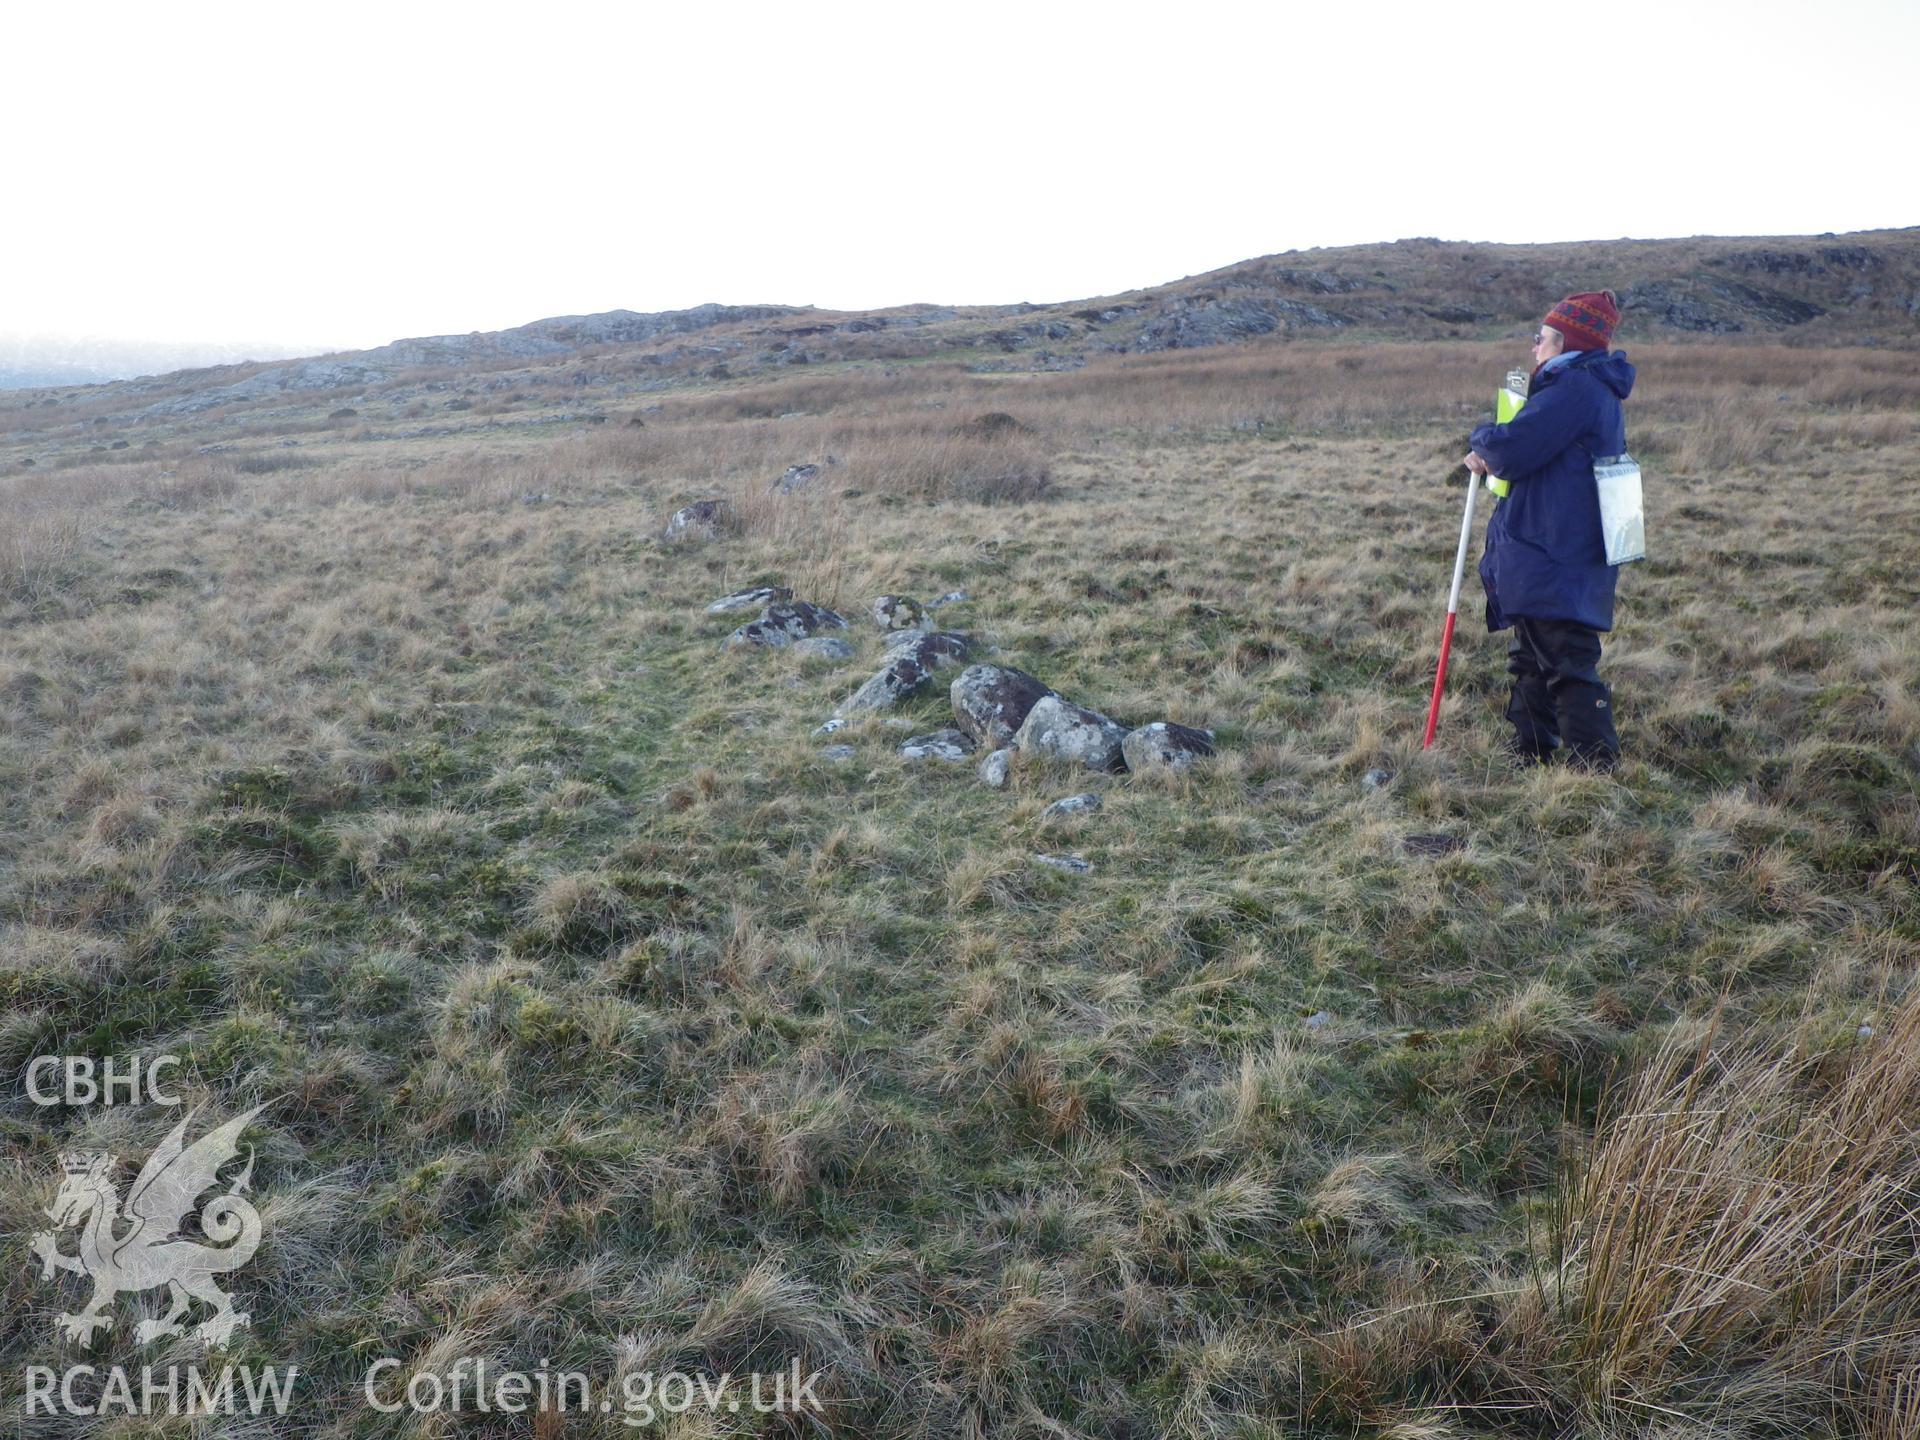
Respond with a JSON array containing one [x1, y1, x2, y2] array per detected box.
[[871, 594, 927, 631], [1120, 721, 1216, 774], [1032, 853, 1092, 874], [813, 717, 847, 736], [1859, 1023, 1876, 1039], [901, 728, 976, 762], [792, 635, 855, 662], [1362, 768, 1394, 791], [1042, 793, 1102, 819], [707, 585, 793, 614], [821, 744, 857, 762], [1304, 1010, 1332, 1030], [1403, 833, 1467, 857], [978, 748, 1012, 788], [929, 589, 971, 608]]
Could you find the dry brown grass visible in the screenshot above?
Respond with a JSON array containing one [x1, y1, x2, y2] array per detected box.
[[1492, 988, 1920, 1432], [3, 333, 1917, 1438]]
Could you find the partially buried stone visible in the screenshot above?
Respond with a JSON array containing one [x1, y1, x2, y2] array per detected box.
[[1032, 853, 1092, 874], [725, 600, 848, 649], [900, 728, 975, 762], [1042, 793, 1102, 819], [821, 744, 857, 762], [792, 636, 855, 662], [664, 498, 735, 542], [707, 585, 793, 614], [1120, 721, 1216, 774], [978, 748, 1012, 788]]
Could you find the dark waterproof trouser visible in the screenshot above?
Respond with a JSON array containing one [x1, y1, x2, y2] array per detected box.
[[1504, 617, 1621, 768]]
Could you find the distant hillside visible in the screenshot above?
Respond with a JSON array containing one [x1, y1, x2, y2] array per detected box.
[[0, 334, 319, 391], [7, 229, 1916, 427]]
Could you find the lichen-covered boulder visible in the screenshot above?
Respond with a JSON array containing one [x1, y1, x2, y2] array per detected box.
[[871, 595, 926, 631], [726, 600, 849, 649], [834, 632, 976, 717], [772, 463, 820, 494], [664, 499, 735, 542], [951, 665, 1054, 750], [895, 631, 972, 670], [978, 748, 1012, 788], [835, 652, 933, 716], [707, 584, 792, 614], [1015, 695, 1128, 772], [1120, 721, 1217, 774]]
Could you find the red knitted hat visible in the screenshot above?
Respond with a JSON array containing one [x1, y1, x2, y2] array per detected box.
[[1544, 290, 1620, 351]]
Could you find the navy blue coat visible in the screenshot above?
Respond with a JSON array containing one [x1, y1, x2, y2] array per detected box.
[[1470, 348, 1635, 633]]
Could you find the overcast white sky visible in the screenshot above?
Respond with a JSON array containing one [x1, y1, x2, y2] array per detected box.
[[5, 0, 1913, 354]]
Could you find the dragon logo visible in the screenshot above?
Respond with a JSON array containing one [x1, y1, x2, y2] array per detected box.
[[29, 1102, 270, 1348]]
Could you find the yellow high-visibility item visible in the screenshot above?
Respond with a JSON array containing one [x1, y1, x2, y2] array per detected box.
[[1486, 368, 1529, 498]]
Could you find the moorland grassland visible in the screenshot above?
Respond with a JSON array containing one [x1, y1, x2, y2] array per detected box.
[[3, 338, 1919, 1437]]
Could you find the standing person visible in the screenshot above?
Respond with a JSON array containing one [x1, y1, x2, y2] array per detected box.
[[1462, 290, 1635, 773]]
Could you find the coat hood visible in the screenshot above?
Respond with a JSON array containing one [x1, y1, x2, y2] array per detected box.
[[1562, 347, 1634, 400]]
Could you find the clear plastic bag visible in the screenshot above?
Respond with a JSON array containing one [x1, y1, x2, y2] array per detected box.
[[1594, 453, 1646, 566]]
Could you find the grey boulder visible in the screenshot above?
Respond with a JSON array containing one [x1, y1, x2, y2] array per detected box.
[[835, 633, 975, 717], [664, 499, 735, 542], [1120, 722, 1217, 774], [725, 600, 849, 650], [871, 594, 926, 631], [950, 665, 1055, 750], [1016, 695, 1128, 772]]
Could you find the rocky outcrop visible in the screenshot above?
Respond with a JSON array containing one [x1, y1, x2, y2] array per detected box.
[[1015, 696, 1128, 772], [1120, 722, 1216, 774], [951, 665, 1054, 750]]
